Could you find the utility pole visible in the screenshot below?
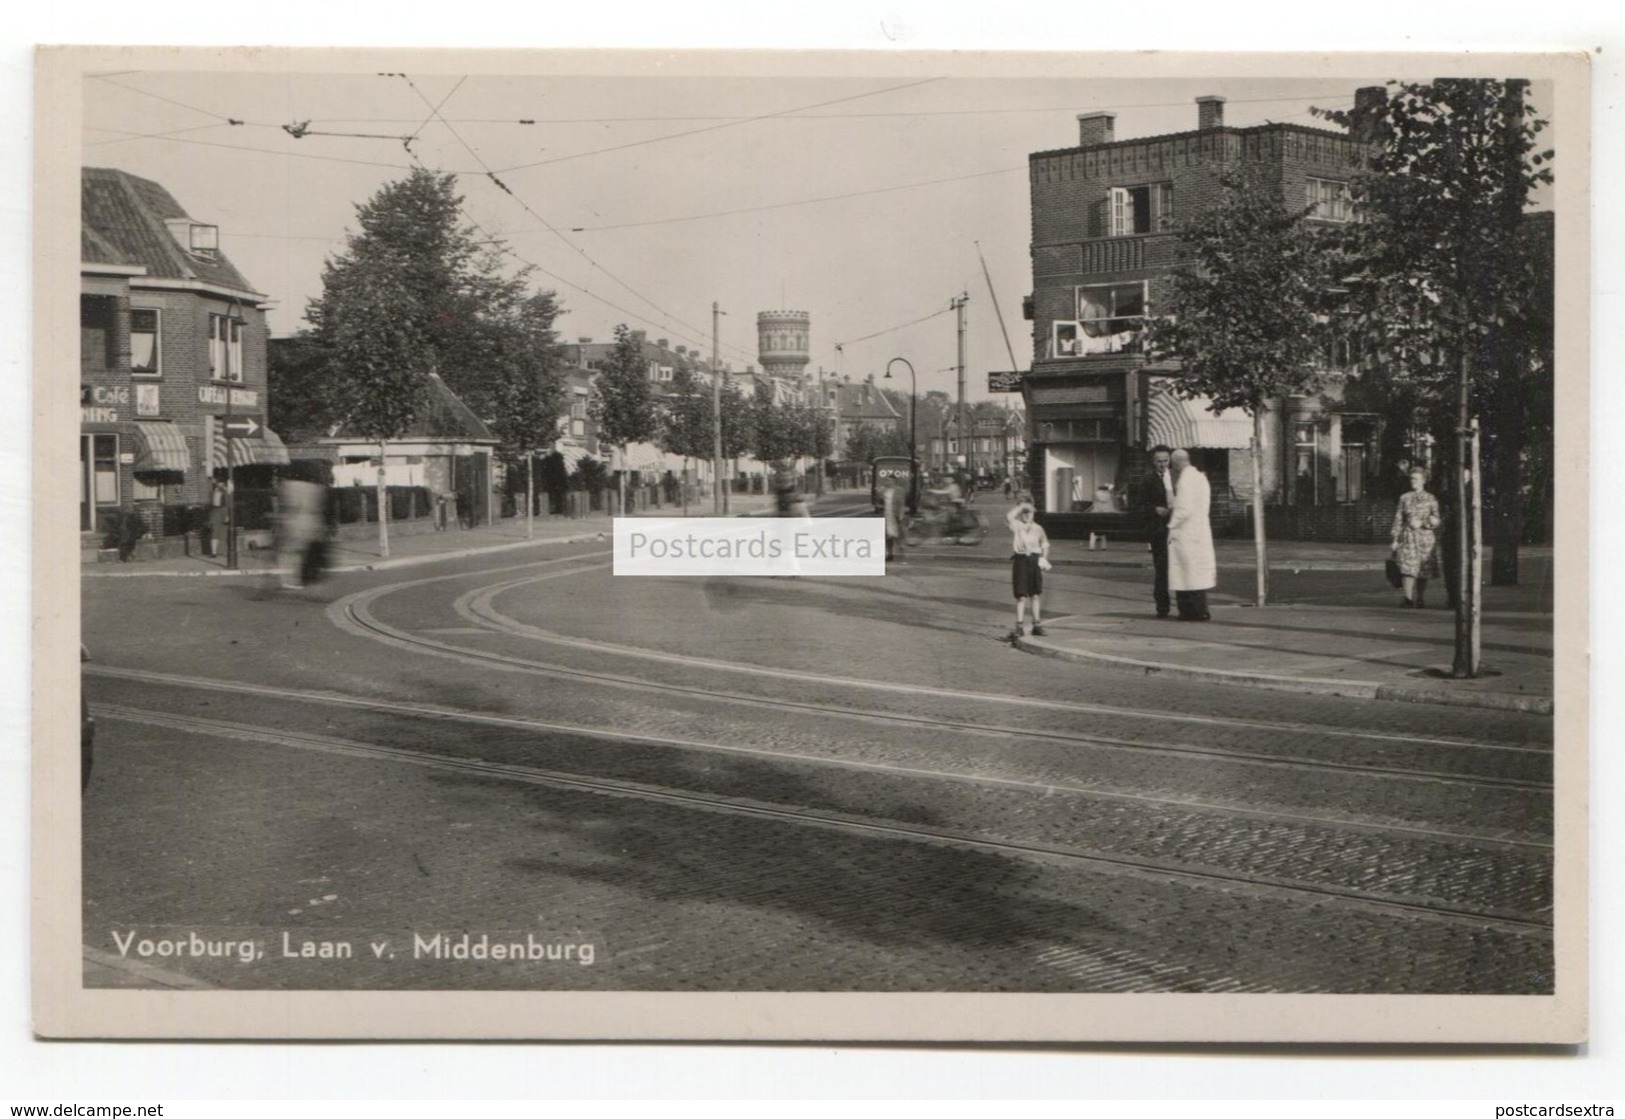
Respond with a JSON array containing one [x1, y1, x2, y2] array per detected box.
[[712, 301, 725, 514], [952, 292, 969, 478]]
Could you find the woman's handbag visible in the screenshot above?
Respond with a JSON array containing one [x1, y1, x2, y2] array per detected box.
[[1384, 555, 1404, 589]]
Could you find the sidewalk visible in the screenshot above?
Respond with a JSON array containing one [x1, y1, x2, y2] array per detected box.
[[81, 491, 782, 579], [1001, 540, 1557, 715]]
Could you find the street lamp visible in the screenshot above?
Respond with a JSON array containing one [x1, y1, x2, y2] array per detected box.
[[224, 301, 244, 570], [884, 357, 916, 509]]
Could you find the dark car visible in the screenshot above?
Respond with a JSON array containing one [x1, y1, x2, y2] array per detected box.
[[81, 644, 93, 791]]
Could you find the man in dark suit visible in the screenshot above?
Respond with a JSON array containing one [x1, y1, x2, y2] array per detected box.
[[1137, 445, 1176, 618]]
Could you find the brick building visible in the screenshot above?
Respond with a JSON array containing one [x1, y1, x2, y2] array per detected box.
[[80, 167, 286, 548], [1023, 90, 1387, 538]]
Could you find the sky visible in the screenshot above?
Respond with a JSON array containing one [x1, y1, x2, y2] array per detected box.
[[80, 65, 1417, 405]]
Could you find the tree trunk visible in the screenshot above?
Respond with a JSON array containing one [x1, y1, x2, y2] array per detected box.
[[682, 457, 690, 517], [1452, 349, 1476, 678], [526, 454, 534, 539], [376, 439, 390, 558], [1251, 409, 1268, 608], [1488, 401, 1524, 587]]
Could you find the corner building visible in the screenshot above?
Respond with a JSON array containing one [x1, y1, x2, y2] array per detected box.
[[81, 167, 286, 551], [1023, 91, 1384, 538]]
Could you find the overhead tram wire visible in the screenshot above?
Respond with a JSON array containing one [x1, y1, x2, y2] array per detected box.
[[391, 73, 759, 367], [833, 306, 955, 353], [490, 76, 944, 176], [571, 165, 1023, 233]]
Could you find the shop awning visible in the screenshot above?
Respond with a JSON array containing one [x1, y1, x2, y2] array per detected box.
[[550, 444, 591, 472], [229, 427, 291, 466], [619, 442, 669, 473], [1145, 388, 1252, 450], [131, 422, 191, 472]]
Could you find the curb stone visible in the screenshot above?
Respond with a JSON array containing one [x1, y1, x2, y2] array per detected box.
[[1015, 635, 1552, 715]]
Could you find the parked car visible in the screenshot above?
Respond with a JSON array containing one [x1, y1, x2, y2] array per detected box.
[[81, 644, 93, 791]]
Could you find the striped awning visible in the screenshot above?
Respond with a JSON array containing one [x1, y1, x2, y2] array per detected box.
[[1145, 386, 1252, 450], [131, 422, 191, 472], [550, 444, 591, 471], [619, 441, 669, 473], [228, 427, 290, 466]]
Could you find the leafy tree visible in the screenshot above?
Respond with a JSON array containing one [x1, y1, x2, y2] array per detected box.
[[844, 422, 911, 465], [748, 381, 802, 467], [1144, 162, 1335, 607], [659, 361, 715, 513], [266, 331, 337, 443], [1316, 79, 1552, 672], [311, 260, 432, 556], [483, 292, 567, 532], [306, 167, 567, 554], [590, 324, 657, 512]]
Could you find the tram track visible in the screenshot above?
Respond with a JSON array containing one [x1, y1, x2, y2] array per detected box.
[[319, 561, 1552, 794], [94, 700, 1554, 936]]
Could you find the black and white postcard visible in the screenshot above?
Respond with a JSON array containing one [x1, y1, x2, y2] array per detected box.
[[32, 45, 1590, 1042]]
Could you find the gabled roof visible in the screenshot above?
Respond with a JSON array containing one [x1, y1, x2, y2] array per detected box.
[[830, 380, 902, 422], [81, 167, 262, 296]]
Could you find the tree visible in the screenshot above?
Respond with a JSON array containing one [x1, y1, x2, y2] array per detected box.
[[266, 331, 338, 444], [590, 324, 657, 513], [310, 259, 432, 557], [747, 382, 802, 469], [306, 167, 567, 554], [844, 422, 911, 466], [1316, 79, 1552, 673], [482, 292, 567, 535], [660, 361, 714, 514], [1145, 163, 1334, 607]]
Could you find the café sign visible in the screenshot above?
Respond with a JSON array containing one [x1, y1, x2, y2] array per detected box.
[[198, 385, 259, 408]]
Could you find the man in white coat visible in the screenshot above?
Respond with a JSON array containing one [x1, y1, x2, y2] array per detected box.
[[1167, 449, 1215, 621]]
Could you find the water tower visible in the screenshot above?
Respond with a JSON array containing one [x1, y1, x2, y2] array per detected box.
[[757, 310, 811, 384]]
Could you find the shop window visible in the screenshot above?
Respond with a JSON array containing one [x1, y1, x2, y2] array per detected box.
[[1073, 281, 1149, 355], [1307, 178, 1354, 222], [1109, 183, 1174, 236], [209, 314, 242, 382], [130, 308, 161, 376]]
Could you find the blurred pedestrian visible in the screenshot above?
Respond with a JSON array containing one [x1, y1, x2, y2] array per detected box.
[[276, 462, 329, 590], [1168, 449, 1215, 621], [881, 477, 905, 563], [1005, 494, 1052, 641], [1391, 465, 1443, 608], [206, 476, 228, 558]]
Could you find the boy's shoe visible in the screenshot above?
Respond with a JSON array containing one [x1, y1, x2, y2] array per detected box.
[[1030, 624, 1048, 637], [1007, 627, 1025, 642]]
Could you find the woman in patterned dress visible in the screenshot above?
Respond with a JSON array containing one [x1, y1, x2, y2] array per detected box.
[[1391, 466, 1442, 608]]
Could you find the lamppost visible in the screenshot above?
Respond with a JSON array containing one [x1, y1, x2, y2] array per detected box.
[[884, 357, 916, 508], [224, 301, 243, 570]]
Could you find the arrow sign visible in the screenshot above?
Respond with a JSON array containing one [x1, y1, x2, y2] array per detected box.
[[223, 416, 261, 438]]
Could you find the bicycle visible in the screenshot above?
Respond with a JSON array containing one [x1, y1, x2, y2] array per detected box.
[[903, 504, 988, 547]]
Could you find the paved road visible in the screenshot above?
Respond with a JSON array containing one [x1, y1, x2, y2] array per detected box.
[[80, 541, 1553, 992]]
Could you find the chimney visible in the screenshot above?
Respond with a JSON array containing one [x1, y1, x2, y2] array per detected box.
[[1076, 111, 1115, 147], [1351, 85, 1388, 143], [631, 329, 646, 343], [657, 338, 668, 349], [577, 336, 593, 344], [1196, 95, 1226, 130]]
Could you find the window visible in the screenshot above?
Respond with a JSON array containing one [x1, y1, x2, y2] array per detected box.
[[130, 308, 160, 376], [209, 314, 242, 382], [1072, 281, 1149, 354], [1293, 421, 1319, 505], [1307, 178, 1354, 222], [1108, 182, 1174, 236]]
